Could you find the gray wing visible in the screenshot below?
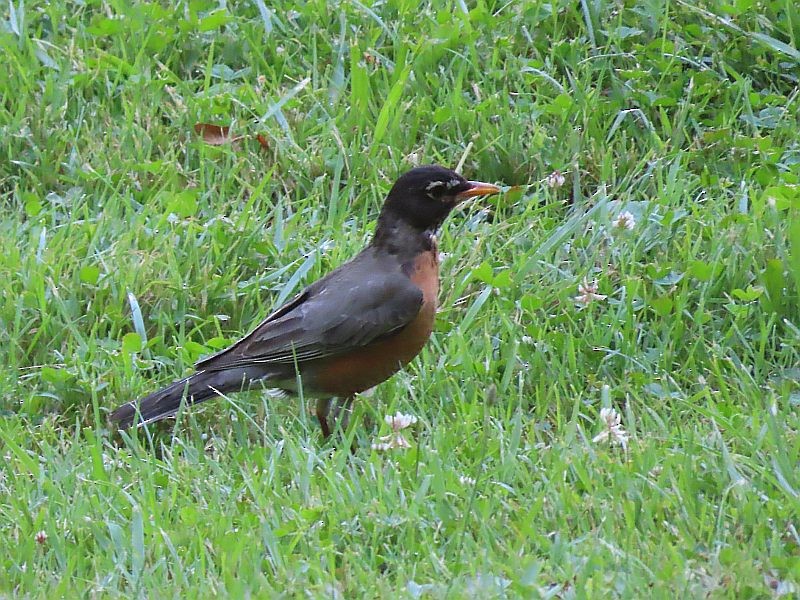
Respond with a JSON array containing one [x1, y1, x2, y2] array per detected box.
[[195, 253, 423, 371]]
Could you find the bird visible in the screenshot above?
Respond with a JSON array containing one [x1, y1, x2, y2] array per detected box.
[[110, 165, 501, 437]]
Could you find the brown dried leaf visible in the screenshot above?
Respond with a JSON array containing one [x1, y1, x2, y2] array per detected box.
[[194, 123, 244, 145]]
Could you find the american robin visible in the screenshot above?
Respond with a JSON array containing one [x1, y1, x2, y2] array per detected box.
[[111, 165, 501, 436]]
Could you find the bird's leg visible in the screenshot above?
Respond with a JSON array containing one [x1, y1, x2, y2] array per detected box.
[[316, 398, 332, 438], [315, 396, 355, 443]]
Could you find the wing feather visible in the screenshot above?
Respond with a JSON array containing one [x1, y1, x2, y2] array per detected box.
[[196, 251, 424, 372]]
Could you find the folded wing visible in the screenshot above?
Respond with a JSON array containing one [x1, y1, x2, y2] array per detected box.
[[195, 252, 424, 372]]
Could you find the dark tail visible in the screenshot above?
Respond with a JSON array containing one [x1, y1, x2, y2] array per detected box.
[[110, 370, 242, 429]]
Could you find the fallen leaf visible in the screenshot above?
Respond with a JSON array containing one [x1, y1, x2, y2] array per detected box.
[[194, 123, 244, 145]]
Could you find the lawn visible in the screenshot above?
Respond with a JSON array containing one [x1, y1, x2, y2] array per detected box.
[[1, 0, 799, 597]]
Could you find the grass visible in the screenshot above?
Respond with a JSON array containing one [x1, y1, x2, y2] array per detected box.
[[1, 0, 800, 596]]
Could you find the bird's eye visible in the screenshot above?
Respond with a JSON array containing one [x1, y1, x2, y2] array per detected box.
[[425, 180, 446, 199]]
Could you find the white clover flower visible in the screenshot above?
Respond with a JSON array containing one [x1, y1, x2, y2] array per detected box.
[[372, 412, 418, 451], [385, 412, 418, 432], [575, 278, 607, 306], [545, 170, 566, 189], [371, 434, 412, 452], [612, 210, 636, 230], [459, 475, 476, 486], [592, 407, 629, 449], [34, 530, 48, 545]]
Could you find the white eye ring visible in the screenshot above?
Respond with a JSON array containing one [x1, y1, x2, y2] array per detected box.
[[425, 180, 445, 191]]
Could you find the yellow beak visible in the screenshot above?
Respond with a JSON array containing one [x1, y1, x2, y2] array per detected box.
[[455, 181, 502, 200]]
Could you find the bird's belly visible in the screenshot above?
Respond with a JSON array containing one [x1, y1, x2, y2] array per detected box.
[[306, 301, 436, 396], [307, 249, 439, 397]]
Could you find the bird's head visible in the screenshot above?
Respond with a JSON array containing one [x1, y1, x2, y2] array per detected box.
[[379, 165, 500, 232]]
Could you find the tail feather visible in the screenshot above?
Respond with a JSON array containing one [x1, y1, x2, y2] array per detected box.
[[111, 370, 231, 429]]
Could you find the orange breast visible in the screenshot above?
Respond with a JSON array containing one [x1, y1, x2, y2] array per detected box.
[[309, 249, 439, 396]]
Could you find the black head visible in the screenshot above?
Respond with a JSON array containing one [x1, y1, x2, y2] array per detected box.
[[378, 165, 500, 232]]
